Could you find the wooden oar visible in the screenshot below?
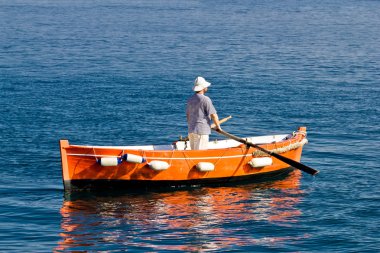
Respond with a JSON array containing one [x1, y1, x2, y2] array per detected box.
[[214, 129, 319, 176]]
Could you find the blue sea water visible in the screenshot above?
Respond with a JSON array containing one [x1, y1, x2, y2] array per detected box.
[[1, 0, 379, 252]]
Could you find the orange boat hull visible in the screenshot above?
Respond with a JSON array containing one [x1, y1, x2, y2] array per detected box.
[[60, 127, 308, 191]]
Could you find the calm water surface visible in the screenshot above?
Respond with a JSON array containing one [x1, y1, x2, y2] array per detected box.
[[0, 0, 379, 252]]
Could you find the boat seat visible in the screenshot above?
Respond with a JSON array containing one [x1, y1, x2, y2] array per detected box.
[[173, 141, 190, 150], [153, 144, 175, 150]]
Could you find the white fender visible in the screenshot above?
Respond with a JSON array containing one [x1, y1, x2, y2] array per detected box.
[[123, 154, 146, 163], [99, 157, 122, 166], [196, 162, 215, 172], [249, 157, 273, 168], [148, 161, 170, 171]]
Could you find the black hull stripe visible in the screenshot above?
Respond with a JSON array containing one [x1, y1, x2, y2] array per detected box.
[[64, 167, 294, 192]]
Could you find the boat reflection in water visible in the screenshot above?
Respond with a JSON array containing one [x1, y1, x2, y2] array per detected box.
[[55, 170, 306, 252]]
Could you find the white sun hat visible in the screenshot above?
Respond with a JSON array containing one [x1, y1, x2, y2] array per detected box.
[[193, 76, 211, 92]]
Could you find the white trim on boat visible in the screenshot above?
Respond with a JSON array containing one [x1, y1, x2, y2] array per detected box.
[[66, 153, 253, 160]]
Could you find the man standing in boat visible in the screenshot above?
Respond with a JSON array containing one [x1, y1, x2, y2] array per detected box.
[[186, 76, 222, 150]]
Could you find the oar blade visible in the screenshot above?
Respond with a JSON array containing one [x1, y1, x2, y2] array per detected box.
[[270, 152, 319, 175]]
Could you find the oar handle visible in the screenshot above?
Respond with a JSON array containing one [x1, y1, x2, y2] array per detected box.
[[211, 115, 232, 129]]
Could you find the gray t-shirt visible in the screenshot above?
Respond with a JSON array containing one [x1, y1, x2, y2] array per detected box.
[[186, 93, 217, 135]]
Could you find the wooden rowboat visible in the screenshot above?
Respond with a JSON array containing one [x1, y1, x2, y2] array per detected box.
[[59, 126, 309, 191]]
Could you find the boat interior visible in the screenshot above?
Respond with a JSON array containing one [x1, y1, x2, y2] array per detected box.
[[75, 134, 292, 151]]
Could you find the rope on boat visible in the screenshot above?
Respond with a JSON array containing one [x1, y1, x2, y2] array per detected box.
[[181, 150, 197, 168], [296, 130, 307, 137], [252, 138, 308, 157], [213, 148, 230, 167], [168, 149, 175, 167], [93, 147, 98, 162]]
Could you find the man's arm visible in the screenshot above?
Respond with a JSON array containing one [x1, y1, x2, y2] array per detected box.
[[210, 113, 222, 131]]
